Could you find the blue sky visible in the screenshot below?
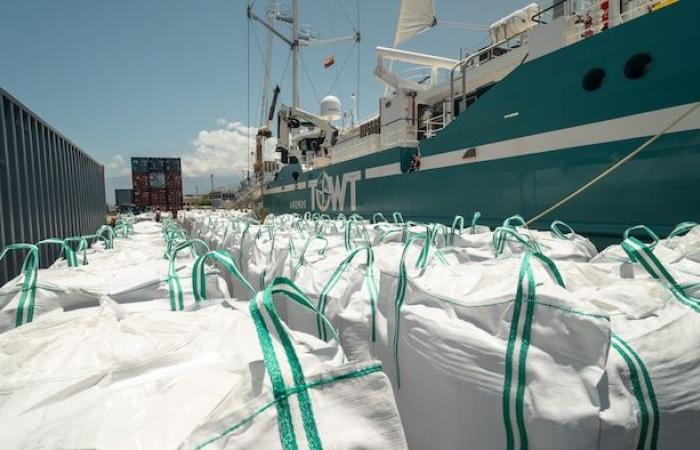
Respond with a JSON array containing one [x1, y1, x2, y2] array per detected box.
[[0, 0, 528, 199]]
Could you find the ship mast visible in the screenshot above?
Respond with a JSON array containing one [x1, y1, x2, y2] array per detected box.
[[249, 1, 359, 112], [291, 0, 300, 108]]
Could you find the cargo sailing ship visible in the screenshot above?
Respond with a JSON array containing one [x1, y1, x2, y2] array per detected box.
[[250, 0, 698, 242]]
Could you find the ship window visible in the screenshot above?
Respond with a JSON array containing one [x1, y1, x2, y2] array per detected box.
[[582, 68, 606, 91], [624, 53, 653, 80]]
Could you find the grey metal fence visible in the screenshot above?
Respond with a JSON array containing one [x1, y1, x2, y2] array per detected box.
[[0, 88, 106, 286]]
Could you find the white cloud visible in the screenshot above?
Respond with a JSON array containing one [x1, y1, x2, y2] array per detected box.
[[180, 120, 277, 178], [105, 154, 131, 177], [102, 120, 277, 181]]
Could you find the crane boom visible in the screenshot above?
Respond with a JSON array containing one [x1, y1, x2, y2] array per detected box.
[[255, 85, 280, 180]]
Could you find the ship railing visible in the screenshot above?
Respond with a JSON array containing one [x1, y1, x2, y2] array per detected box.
[[424, 113, 445, 138], [380, 125, 419, 151], [330, 134, 381, 164], [532, 0, 568, 24], [619, 0, 661, 22], [447, 29, 529, 124], [309, 155, 332, 169], [566, 0, 609, 43], [327, 123, 418, 166], [353, 112, 380, 127], [566, 0, 661, 44]]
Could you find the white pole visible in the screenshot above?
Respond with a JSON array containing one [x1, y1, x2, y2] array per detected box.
[[356, 0, 360, 121], [292, 0, 300, 108], [351, 93, 357, 127]]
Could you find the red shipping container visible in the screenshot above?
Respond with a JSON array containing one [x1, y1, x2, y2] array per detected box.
[[166, 172, 182, 183], [133, 191, 150, 207], [167, 188, 182, 197], [150, 192, 166, 206], [130, 157, 182, 210], [133, 173, 149, 187]]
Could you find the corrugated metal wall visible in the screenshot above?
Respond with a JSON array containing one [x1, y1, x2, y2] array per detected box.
[[0, 88, 106, 286]]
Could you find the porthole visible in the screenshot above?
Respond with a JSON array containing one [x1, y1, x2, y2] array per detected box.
[[625, 53, 653, 80], [582, 68, 606, 92]]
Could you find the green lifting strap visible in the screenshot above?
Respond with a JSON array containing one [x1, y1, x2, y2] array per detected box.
[[0, 244, 39, 327]]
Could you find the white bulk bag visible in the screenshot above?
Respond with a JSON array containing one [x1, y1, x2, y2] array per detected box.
[[579, 237, 700, 450], [181, 278, 408, 450], [592, 226, 675, 266], [191, 249, 255, 303], [492, 217, 597, 262], [592, 225, 700, 296], [0, 244, 63, 332], [446, 214, 490, 240], [290, 234, 348, 275], [659, 222, 700, 257], [342, 218, 372, 251], [218, 220, 258, 298], [245, 226, 292, 291], [291, 245, 379, 361], [528, 220, 598, 261], [45, 239, 228, 310], [48, 234, 167, 270], [131, 220, 163, 236], [375, 237, 611, 450], [0, 241, 230, 333], [201, 219, 231, 250], [0, 300, 261, 449], [657, 223, 700, 294]]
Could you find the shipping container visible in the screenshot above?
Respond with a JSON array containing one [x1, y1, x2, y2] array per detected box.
[[134, 190, 150, 205], [131, 158, 149, 173], [114, 189, 133, 206], [131, 157, 183, 212], [0, 88, 106, 286]]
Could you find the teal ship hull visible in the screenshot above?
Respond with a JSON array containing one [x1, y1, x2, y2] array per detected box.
[[265, 2, 700, 242]]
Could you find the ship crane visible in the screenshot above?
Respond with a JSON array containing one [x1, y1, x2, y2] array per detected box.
[[255, 85, 280, 181], [248, 0, 358, 166], [276, 105, 338, 164]]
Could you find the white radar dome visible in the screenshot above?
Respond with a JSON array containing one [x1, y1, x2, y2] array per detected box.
[[320, 96, 342, 121]]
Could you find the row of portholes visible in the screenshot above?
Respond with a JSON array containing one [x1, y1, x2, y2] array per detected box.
[[582, 53, 653, 92]]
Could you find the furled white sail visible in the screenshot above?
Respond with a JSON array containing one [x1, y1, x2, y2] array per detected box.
[[393, 0, 437, 46], [488, 3, 540, 43]]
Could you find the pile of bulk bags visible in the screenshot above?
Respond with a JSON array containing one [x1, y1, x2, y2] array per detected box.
[[3, 207, 699, 449], [0, 221, 230, 332], [0, 212, 408, 449], [177, 209, 700, 450]]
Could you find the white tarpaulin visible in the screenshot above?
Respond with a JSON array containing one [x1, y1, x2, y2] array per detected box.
[[489, 3, 540, 43], [394, 0, 437, 46]]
